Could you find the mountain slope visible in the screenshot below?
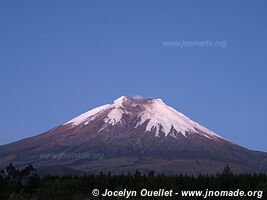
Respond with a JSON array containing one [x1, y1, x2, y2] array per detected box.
[[0, 96, 267, 175]]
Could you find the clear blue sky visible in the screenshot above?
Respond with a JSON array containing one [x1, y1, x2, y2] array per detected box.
[[0, 1, 266, 151]]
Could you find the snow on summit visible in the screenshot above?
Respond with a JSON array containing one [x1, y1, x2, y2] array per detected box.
[[64, 96, 223, 139]]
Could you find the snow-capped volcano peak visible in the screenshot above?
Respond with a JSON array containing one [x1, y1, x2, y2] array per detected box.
[[3, 95, 267, 175], [64, 96, 223, 139]]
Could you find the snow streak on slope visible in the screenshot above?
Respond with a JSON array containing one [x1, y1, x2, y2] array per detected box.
[[64, 104, 110, 125], [135, 99, 221, 138], [104, 97, 129, 125], [65, 96, 128, 126]]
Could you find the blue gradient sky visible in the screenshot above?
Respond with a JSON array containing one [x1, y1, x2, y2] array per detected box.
[[0, 1, 266, 151]]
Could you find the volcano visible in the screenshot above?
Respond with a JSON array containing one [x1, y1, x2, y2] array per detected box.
[[0, 96, 267, 175]]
